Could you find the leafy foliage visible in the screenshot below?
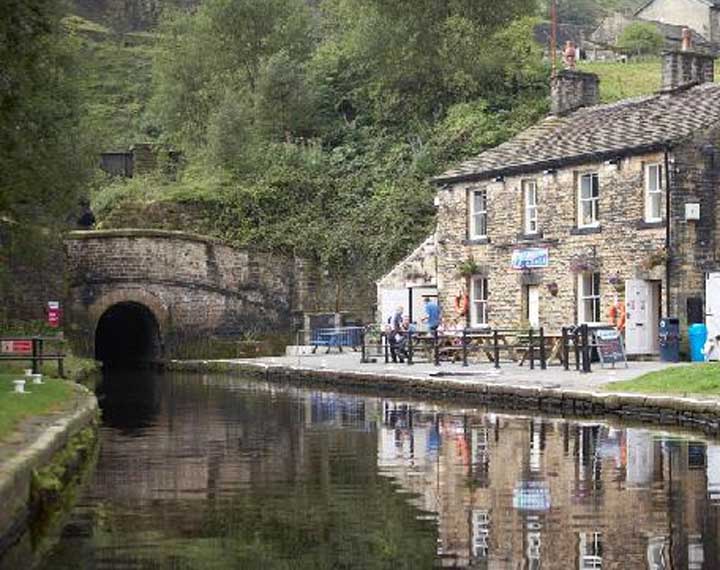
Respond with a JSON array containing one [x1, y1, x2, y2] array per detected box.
[[0, 1, 89, 223], [617, 22, 664, 55]]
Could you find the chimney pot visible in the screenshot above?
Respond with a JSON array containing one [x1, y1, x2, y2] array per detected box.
[[682, 28, 692, 51]]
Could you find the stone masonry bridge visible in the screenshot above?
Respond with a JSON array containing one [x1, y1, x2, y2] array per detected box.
[[65, 229, 295, 363]]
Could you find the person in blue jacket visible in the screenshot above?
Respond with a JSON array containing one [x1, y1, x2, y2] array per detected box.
[[422, 297, 441, 332]]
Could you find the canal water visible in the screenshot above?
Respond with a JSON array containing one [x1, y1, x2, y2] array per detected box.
[[37, 370, 720, 569]]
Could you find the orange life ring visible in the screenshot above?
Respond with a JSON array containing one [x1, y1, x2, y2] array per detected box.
[[454, 293, 469, 316], [608, 302, 626, 332]]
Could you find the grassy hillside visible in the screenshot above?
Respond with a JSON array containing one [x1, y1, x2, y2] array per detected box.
[[64, 15, 156, 151], [580, 58, 720, 103]]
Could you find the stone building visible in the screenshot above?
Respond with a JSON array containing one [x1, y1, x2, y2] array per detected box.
[[429, 41, 720, 356], [636, 0, 720, 47]]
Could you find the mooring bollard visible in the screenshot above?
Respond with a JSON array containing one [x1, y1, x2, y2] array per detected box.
[[13, 379, 26, 394]]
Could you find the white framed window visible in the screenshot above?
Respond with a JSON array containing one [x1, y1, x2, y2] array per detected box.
[[522, 180, 538, 234], [645, 163, 663, 222], [470, 189, 488, 239], [471, 277, 489, 327], [577, 173, 599, 228], [577, 272, 601, 324]]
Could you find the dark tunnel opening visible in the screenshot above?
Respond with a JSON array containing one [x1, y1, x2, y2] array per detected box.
[[95, 302, 162, 367]]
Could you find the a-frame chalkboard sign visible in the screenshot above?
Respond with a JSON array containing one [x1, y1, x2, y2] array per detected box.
[[594, 329, 628, 368]]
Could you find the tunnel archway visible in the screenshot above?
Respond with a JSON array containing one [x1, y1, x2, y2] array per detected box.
[[95, 302, 162, 366]]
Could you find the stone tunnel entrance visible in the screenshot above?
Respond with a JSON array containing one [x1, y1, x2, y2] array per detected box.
[[95, 302, 162, 365]]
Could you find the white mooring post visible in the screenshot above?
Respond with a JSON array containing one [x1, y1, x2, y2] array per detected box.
[[13, 379, 27, 394]]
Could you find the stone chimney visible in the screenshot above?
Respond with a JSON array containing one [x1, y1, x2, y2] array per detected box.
[[550, 69, 600, 115], [661, 28, 715, 92]]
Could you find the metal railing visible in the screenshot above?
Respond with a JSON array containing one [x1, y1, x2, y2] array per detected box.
[[0, 336, 66, 377], [360, 325, 598, 373]]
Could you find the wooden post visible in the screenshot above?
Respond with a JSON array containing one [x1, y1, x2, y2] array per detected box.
[[540, 327, 547, 370], [383, 332, 389, 364], [434, 329, 440, 367], [493, 329, 500, 369], [462, 328, 468, 367], [581, 324, 591, 373], [529, 328, 535, 370], [31, 337, 39, 374], [562, 327, 570, 371], [360, 328, 367, 363], [407, 329, 414, 366], [574, 327, 581, 371]]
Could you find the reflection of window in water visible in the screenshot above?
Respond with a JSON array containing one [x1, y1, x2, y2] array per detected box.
[[646, 536, 667, 570], [526, 514, 541, 567], [472, 509, 490, 560], [530, 420, 543, 473], [688, 442, 707, 470], [688, 534, 704, 570], [472, 427, 490, 486], [578, 532, 602, 570]]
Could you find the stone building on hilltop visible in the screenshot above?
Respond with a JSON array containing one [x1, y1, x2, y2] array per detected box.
[[410, 38, 720, 357]]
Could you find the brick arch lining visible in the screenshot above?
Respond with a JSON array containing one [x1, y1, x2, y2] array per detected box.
[[89, 289, 169, 344]]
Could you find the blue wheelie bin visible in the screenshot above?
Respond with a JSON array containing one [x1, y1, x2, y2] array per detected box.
[[689, 323, 708, 362]]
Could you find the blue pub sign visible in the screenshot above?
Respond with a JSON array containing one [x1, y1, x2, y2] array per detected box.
[[511, 248, 549, 270]]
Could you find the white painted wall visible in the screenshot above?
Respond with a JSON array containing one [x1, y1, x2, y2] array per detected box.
[[637, 0, 712, 41]]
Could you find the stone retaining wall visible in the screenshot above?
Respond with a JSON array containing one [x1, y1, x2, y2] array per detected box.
[[0, 387, 98, 563], [168, 360, 720, 435]]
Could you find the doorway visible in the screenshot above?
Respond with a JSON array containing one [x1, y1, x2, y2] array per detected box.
[[524, 285, 540, 329], [625, 280, 661, 355]]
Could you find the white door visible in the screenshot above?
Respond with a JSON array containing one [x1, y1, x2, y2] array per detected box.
[[707, 273, 720, 342], [410, 286, 437, 331], [379, 288, 409, 326], [626, 280, 659, 355], [527, 286, 540, 329]]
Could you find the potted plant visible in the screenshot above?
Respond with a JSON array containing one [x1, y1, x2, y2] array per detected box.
[[546, 281, 559, 297]]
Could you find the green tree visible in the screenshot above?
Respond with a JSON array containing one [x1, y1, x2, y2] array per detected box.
[[617, 22, 664, 55], [0, 0, 87, 223]]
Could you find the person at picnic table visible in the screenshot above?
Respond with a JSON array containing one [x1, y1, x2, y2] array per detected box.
[[396, 316, 417, 361], [387, 306, 404, 363], [422, 297, 441, 332]]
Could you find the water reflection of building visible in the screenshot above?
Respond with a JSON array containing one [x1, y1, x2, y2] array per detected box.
[[376, 402, 720, 569]]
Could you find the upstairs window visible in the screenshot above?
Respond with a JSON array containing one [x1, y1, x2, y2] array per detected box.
[[577, 272, 601, 324], [577, 173, 599, 228], [470, 189, 488, 239], [522, 180, 538, 235], [471, 277, 489, 327], [645, 163, 664, 222]]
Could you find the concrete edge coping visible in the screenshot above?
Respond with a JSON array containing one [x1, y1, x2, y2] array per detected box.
[[0, 386, 99, 503], [65, 229, 273, 258], [171, 360, 720, 427]]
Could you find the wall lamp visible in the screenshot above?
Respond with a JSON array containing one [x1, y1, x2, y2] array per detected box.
[[543, 168, 557, 175], [494, 175, 505, 182]]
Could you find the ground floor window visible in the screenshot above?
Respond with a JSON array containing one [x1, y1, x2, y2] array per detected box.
[[577, 272, 601, 323], [471, 277, 489, 327]]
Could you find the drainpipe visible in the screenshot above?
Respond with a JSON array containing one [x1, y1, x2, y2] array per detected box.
[[664, 147, 672, 317]]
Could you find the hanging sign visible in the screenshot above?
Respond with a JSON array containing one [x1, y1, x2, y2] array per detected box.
[[47, 301, 61, 328], [512, 248, 549, 270]]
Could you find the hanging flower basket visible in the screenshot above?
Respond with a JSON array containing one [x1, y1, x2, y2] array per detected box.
[[458, 256, 481, 279], [569, 255, 599, 274], [643, 248, 668, 270]]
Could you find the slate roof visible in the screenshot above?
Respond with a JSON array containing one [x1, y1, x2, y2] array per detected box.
[[636, 0, 720, 13], [433, 82, 720, 184]]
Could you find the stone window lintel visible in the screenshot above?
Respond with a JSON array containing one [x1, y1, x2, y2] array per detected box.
[[569, 226, 602, 236]]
